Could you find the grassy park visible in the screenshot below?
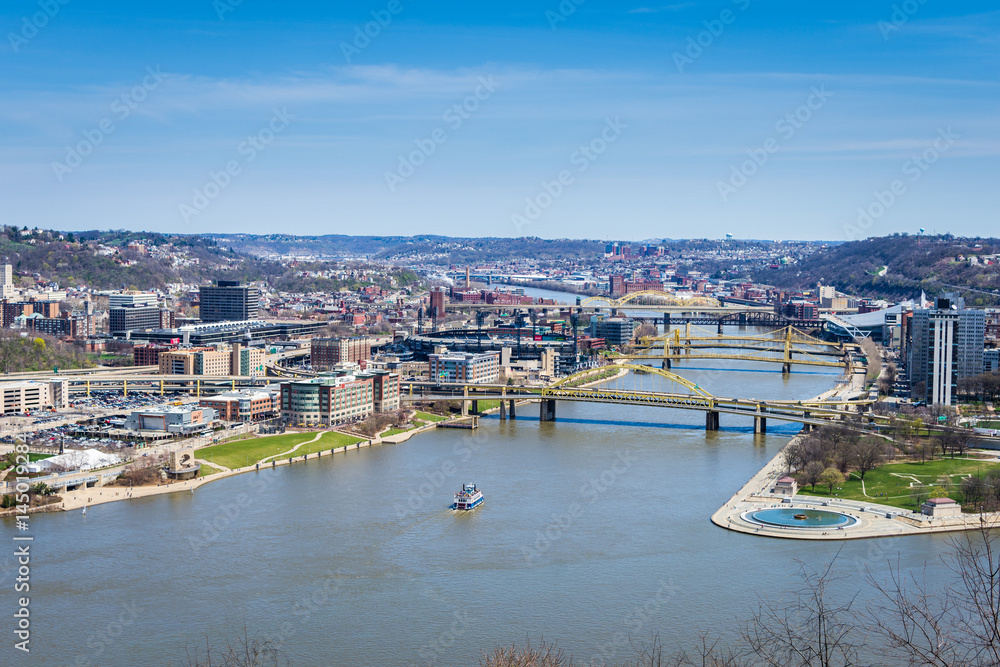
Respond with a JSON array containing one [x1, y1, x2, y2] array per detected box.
[[414, 411, 446, 423], [197, 430, 362, 469], [198, 464, 223, 477], [798, 457, 1000, 511]]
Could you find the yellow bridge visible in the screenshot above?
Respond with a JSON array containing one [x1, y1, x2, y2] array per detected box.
[[404, 363, 877, 433], [613, 325, 857, 372]]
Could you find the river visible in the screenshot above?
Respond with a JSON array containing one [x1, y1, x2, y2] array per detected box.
[[2, 360, 957, 666]]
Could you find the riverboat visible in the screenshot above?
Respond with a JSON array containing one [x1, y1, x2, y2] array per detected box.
[[453, 483, 484, 510]]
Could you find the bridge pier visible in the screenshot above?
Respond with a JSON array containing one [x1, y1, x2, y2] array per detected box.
[[717, 320, 724, 334], [499, 400, 507, 419], [663, 313, 671, 332], [539, 399, 557, 422], [705, 411, 720, 431], [471, 400, 479, 415], [801, 411, 811, 432], [754, 416, 767, 434], [782, 362, 791, 375], [509, 400, 517, 419], [661, 358, 672, 370]]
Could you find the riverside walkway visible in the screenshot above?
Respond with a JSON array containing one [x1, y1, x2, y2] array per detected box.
[[711, 367, 1000, 540]]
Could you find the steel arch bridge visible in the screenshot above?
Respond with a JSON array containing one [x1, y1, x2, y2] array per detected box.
[[581, 291, 721, 308]]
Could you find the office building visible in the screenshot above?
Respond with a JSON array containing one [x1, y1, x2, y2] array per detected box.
[[909, 299, 985, 405], [0, 264, 15, 299], [590, 317, 634, 348], [279, 373, 378, 425], [428, 351, 500, 384], [200, 390, 276, 422], [109, 292, 162, 335], [984, 348, 999, 374], [158, 347, 231, 376], [370, 369, 400, 413], [199, 280, 260, 323], [311, 337, 371, 370]]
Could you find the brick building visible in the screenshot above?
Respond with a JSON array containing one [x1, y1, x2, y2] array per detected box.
[[311, 337, 371, 370]]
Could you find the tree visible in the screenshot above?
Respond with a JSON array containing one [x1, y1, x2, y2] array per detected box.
[[799, 460, 826, 491], [818, 468, 846, 494], [866, 521, 1000, 667], [913, 439, 935, 464], [928, 485, 950, 500], [940, 430, 970, 459], [741, 558, 861, 667], [852, 437, 891, 480]]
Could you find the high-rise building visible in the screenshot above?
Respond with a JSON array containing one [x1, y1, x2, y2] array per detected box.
[[199, 280, 260, 323], [429, 288, 445, 321], [610, 275, 625, 298], [109, 292, 162, 335], [591, 317, 634, 348], [0, 264, 15, 299], [909, 299, 985, 405]]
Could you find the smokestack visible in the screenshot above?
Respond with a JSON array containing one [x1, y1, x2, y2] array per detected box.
[[465, 267, 470, 289]]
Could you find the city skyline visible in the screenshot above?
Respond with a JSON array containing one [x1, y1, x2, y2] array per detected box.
[[3, 2, 999, 240]]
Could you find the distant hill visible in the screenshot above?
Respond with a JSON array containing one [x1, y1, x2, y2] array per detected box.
[[208, 234, 606, 264], [754, 235, 1000, 306], [0, 228, 418, 293]]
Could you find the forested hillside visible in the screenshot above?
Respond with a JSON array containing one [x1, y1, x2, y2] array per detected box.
[[0, 228, 420, 292], [755, 235, 1000, 306]]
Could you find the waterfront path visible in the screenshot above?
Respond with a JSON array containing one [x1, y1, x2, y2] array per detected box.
[[711, 366, 1000, 540]]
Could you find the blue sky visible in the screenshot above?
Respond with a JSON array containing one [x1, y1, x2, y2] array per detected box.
[[2, 1, 998, 241]]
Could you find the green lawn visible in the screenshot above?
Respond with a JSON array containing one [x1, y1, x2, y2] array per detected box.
[[294, 431, 362, 457], [798, 457, 1000, 511], [560, 367, 622, 388], [472, 400, 501, 413], [414, 411, 446, 423], [198, 464, 223, 477], [197, 430, 361, 469]]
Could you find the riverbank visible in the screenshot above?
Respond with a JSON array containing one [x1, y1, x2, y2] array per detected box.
[[711, 366, 1000, 540], [55, 418, 449, 512]]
